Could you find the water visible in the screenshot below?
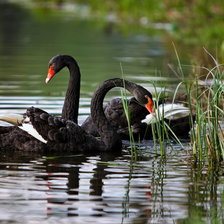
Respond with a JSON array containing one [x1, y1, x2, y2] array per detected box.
[[0, 2, 224, 224], [1, 147, 224, 224]]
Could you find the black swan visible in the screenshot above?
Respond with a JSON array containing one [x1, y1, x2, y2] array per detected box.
[[0, 78, 154, 152], [82, 98, 193, 139], [0, 54, 81, 149], [45, 54, 80, 123], [81, 97, 151, 138]]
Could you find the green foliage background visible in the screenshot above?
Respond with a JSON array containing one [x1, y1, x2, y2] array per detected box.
[[30, 0, 224, 45]]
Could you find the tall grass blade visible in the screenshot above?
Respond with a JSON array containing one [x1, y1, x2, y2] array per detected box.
[[119, 63, 138, 160]]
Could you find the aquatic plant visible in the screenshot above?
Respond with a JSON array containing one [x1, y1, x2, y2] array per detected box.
[[144, 84, 187, 156], [189, 65, 224, 163], [140, 47, 224, 163], [149, 86, 169, 156], [120, 87, 138, 160], [175, 48, 224, 164], [120, 66, 138, 160]]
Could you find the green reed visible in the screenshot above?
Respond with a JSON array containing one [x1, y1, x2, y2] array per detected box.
[[119, 67, 138, 160], [190, 73, 224, 163], [150, 85, 167, 156], [149, 83, 185, 156], [120, 47, 224, 163], [120, 88, 138, 160], [177, 49, 224, 164], [150, 46, 224, 161]]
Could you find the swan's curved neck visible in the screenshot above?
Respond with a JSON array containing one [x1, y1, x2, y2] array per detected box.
[[91, 78, 138, 150], [62, 59, 80, 124]]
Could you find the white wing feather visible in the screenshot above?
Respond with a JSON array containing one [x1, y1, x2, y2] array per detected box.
[[19, 124, 47, 144], [142, 103, 190, 125], [0, 113, 47, 144]]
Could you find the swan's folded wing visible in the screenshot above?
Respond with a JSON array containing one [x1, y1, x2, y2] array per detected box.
[[24, 107, 86, 144]]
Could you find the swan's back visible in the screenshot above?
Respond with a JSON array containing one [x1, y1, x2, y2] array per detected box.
[[22, 107, 104, 152], [0, 107, 110, 152]]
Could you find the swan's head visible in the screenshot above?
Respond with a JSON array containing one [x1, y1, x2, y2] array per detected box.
[[133, 87, 154, 114], [45, 55, 78, 83]]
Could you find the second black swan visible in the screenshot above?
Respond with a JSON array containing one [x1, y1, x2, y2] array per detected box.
[[82, 98, 193, 139]]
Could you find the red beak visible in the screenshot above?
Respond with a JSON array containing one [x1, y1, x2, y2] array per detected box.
[[45, 65, 55, 84], [145, 96, 154, 114]]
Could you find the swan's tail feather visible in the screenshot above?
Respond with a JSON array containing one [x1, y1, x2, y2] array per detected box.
[[0, 114, 23, 125]]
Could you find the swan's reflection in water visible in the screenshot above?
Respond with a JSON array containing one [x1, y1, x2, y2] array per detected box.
[[0, 149, 154, 223], [37, 151, 151, 218], [0, 141, 223, 223]]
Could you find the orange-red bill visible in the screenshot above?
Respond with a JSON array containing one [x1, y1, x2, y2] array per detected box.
[[145, 96, 154, 114], [45, 65, 55, 83]]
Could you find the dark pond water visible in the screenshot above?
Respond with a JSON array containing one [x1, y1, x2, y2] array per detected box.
[[0, 2, 224, 224]]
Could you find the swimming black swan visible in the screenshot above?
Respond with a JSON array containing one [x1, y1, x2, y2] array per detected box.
[[82, 98, 193, 139], [0, 78, 153, 152], [0, 54, 81, 149], [81, 97, 151, 138], [45, 54, 81, 123]]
